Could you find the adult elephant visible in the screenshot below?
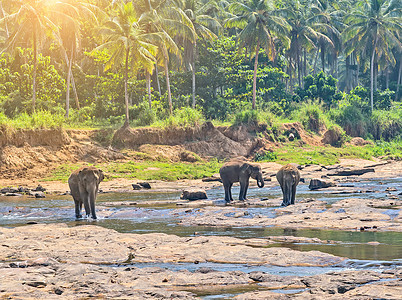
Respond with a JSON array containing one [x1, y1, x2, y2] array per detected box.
[[68, 166, 104, 219], [219, 160, 264, 202], [276, 164, 300, 206]]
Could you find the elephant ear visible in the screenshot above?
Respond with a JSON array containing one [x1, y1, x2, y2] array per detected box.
[[97, 169, 105, 184], [240, 163, 251, 175]]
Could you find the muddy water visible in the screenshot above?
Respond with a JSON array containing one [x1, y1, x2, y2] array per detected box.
[[1, 178, 401, 298]]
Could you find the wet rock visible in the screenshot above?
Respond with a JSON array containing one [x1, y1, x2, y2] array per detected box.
[[327, 167, 375, 176], [33, 185, 46, 192], [138, 182, 151, 189], [180, 189, 208, 201], [5, 193, 23, 196], [1, 187, 19, 194], [202, 175, 222, 182], [34, 192, 46, 198], [132, 184, 142, 190], [308, 178, 337, 190]]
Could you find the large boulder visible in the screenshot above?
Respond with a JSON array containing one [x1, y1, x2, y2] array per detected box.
[[327, 168, 375, 176], [180, 189, 208, 201], [309, 178, 337, 190]]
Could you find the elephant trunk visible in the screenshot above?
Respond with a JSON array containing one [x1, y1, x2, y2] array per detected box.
[[257, 174, 264, 188]]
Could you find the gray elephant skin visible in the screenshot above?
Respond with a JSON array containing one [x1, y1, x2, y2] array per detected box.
[[219, 160, 264, 202], [68, 166, 104, 219], [276, 164, 300, 206]]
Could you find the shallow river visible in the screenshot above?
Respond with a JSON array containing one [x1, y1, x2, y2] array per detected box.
[[1, 177, 401, 299]]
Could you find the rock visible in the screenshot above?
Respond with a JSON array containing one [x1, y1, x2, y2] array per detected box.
[[33, 185, 46, 192], [321, 127, 345, 147], [349, 137, 374, 146], [385, 187, 397, 192], [1, 187, 19, 194], [288, 132, 295, 141], [35, 192, 46, 198], [6, 192, 23, 196], [180, 189, 208, 200], [138, 182, 151, 189], [308, 178, 337, 190], [202, 176, 222, 182], [132, 184, 142, 190], [327, 168, 375, 176]]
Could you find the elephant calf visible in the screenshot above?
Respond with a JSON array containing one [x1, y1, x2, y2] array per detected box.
[[68, 166, 104, 219], [219, 160, 264, 202], [276, 164, 300, 206]]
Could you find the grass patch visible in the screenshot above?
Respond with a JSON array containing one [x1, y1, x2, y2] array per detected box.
[[0, 111, 64, 129], [103, 160, 221, 181], [42, 160, 222, 182], [41, 163, 85, 182]]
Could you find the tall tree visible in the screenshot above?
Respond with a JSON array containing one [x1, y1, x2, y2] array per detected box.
[[343, 0, 402, 110], [95, 0, 157, 127], [176, 0, 220, 108], [1, 0, 60, 112], [139, 0, 191, 114], [225, 0, 290, 109]]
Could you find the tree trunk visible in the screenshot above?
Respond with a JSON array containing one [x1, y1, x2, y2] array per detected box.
[[146, 71, 152, 109], [71, 74, 80, 109], [396, 59, 401, 101], [124, 48, 130, 127], [303, 49, 307, 78], [0, 2, 9, 37], [252, 42, 260, 110], [370, 34, 378, 111], [191, 42, 196, 108], [312, 48, 319, 74], [32, 29, 37, 112], [155, 65, 161, 96], [297, 46, 301, 86], [163, 51, 173, 115], [321, 46, 325, 72], [65, 41, 74, 118], [386, 68, 389, 90]]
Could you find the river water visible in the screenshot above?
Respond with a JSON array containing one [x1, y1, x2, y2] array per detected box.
[[1, 177, 401, 298]]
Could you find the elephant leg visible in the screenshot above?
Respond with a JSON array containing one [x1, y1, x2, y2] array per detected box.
[[239, 182, 244, 200], [243, 181, 249, 200], [291, 184, 297, 205], [229, 183, 233, 202], [89, 190, 97, 219], [71, 189, 82, 219], [223, 182, 231, 202], [80, 190, 90, 217], [279, 184, 287, 206]]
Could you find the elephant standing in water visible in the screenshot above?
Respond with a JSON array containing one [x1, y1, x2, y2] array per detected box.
[[68, 166, 104, 219], [219, 160, 264, 202], [276, 164, 300, 206]]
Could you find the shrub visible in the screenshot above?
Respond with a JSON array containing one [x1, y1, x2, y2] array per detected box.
[[155, 107, 205, 128], [292, 101, 329, 133]]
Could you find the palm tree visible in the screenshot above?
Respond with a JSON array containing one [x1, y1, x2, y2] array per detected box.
[[176, 0, 221, 108], [284, 0, 331, 86], [138, 0, 191, 114], [1, 0, 60, 112], [343, 0, 402, 110], [225, 0, 290, 109], [95, 0, 157, 127]]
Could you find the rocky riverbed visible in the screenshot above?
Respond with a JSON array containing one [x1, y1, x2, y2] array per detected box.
[[0, 159, 401, 299], [0, 223, 401, 299]]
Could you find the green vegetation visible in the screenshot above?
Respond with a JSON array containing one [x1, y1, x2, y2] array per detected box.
[[0, 111, 64, 129], [43, 159, 221, 182], [0, 0, 401, 173]]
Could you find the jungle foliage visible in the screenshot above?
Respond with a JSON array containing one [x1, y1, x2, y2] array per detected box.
[[0, 0, 401, 142]]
